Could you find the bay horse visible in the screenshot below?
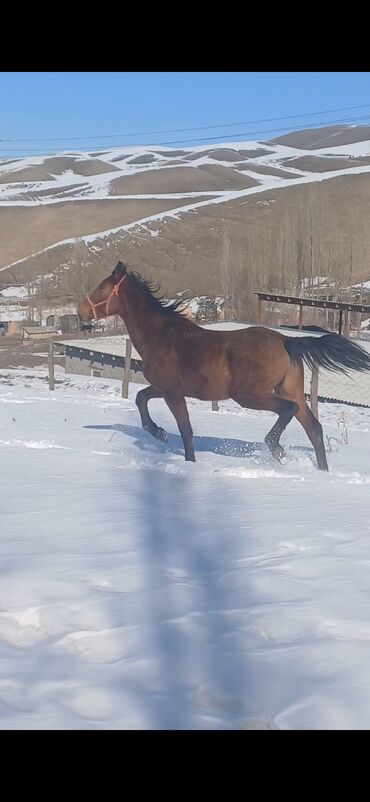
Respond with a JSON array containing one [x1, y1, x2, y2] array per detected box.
[[78, 262, 370, 470]]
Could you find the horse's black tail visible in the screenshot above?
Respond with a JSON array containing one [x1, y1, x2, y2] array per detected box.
[[284, 333, 370, 375]]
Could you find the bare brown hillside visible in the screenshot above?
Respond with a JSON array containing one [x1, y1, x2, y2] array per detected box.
[[5, 171, 370, 325], [281, 155, 370, 172], [0, 197, 212, 268], [2, 130, 370, 322], [268, 124, 370, 150], [109, 165, 260, 195]]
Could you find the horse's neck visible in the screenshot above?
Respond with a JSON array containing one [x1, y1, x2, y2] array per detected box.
[[118, 286, 163, 358]]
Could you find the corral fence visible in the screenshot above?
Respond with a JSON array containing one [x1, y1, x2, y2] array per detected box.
[[49, 328, 370, 420]]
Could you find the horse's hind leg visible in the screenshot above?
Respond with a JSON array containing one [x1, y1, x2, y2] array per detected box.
[[295, 400, 328, 471], [275, 364, 328, 470], [264, 401, 299, 460], [233, 393, 298, 462], [135, 385, 168, 442]]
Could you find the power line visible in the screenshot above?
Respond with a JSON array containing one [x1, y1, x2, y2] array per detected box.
[[2, 102, 370, 144], [154, 113, 370, 146], [2, 112, 370, 156]]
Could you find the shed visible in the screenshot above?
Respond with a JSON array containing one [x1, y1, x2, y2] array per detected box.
[[59, 335, 144, 383], [22, 326, 60, 343]]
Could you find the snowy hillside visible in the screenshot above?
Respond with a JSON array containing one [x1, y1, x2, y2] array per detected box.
[[2, 365, 370, 729], [1, 124, 370, 276]]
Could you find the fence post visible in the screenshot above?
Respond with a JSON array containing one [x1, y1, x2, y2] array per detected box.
[[338, 310, 343, 335], [257, 296, 262, 324], [310, 366, 319, 420], [122, 338, 132, 399], [344, 309, 351, 337], [211, 400, 219, 412], [48, 338, 55, 391], [298, 305, 304, 330]]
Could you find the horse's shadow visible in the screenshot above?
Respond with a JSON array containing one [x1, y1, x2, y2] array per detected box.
[[84, 422, 314, 461]]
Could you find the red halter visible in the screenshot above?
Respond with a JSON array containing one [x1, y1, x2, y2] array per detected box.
[[86, 275, 126, 320]]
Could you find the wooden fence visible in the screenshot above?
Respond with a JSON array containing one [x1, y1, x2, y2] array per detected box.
[[49, 338, 320, 419]]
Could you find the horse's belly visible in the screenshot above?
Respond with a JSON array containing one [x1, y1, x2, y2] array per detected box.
[[143, 363, 231, 401]]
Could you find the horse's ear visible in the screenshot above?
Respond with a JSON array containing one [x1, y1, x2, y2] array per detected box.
[[113, 261, 127, 280]]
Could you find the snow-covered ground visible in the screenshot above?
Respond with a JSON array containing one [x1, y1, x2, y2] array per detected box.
[[1, 366, 370, 729]]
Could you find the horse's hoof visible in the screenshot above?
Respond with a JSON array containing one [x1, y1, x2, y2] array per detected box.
[[156, 427, 168, 443], [265, 439, 286, 463], [276, 448, 287, 462]]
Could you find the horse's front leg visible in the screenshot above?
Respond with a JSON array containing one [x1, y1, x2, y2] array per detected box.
[[135, 385, 168, 442], [163, 393, 195, 461]]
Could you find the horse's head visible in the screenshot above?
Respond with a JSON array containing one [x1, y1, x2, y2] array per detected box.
[[78, 262, 127, 327]]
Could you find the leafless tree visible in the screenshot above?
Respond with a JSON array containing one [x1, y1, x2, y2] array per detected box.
[[65, 237, 93, 302]]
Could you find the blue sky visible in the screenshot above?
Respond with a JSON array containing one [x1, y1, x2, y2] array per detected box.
[[1, 72, 370, 157]]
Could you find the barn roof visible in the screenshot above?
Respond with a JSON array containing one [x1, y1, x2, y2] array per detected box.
[[23, 326, 58, 334], [59, 335, 141, 361]]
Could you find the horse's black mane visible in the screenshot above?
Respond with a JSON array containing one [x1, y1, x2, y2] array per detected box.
[[128, 269, 187, 317]]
